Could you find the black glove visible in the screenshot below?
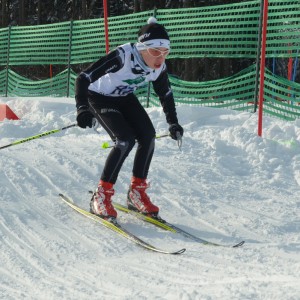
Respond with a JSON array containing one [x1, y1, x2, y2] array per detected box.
[[169, 123, 184, 140], [76, 105, 94, 128]]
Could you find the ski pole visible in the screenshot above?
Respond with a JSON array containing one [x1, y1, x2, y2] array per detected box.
[[176, 132, 183, 151], [101, 133, 170, 149], [0, 123, 77, 150], [93, 119, 182, 150]]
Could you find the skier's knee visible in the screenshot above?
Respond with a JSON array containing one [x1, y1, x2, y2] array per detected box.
[[115, 137, 135, 152]]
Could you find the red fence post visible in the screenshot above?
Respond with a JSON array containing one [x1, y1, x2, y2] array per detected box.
[[103, 0, 109, 54], [257, 0, 269, 137]]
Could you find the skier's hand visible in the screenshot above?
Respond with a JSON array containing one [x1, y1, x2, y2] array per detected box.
[[169, 123, 184, 140], [76, 105, 94, 128]]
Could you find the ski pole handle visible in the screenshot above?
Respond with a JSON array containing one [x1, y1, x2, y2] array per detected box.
[[0, 123, 77, 150]]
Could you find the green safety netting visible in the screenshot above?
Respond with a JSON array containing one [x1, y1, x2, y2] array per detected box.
[[146, 65, 257, 108], [148, 65, 300, 121], [0, 69, 77, 97], [0, 64, 300, 120], [263, 68, 300, 120], [0, 0, 299, 66], [0, 0, 299, 121]]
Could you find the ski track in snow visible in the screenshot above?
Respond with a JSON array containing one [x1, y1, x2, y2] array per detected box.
[[0, 97, 300, 300]]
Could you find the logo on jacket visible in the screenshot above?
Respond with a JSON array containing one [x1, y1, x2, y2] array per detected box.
[[123, 76, 145, 85]]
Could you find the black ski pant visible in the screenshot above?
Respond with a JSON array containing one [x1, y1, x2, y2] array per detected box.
[[89, 92, 156, 184]]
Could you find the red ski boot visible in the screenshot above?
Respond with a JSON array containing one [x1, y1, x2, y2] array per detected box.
[[90, 180, 117, 219], [127, 177, 159, 215]]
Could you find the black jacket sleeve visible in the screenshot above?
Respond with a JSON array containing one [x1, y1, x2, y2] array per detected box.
[[152, 68, 178, 124], [75, 48, 124, 109]]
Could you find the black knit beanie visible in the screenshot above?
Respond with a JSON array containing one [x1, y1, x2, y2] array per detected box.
[[136, 17, 170, 50], [138, 17, 169, 42]]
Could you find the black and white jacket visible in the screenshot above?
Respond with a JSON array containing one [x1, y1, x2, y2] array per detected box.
[[75, 43, 178, 124]]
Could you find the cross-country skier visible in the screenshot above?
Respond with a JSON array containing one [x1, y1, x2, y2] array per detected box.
[[75, 17, 184, 219]]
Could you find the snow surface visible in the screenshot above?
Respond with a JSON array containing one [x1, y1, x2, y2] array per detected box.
[[0, 97, 299, 300]]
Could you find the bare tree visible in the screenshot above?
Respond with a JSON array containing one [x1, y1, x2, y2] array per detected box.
[[1, 0, 9, 27]]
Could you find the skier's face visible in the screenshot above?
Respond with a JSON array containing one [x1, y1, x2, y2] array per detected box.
[[140, 47, 169, 69]]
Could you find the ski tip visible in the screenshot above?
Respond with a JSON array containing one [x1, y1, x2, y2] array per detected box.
[[173, 248, 186, 255], [232, 241, 245, 248], [58, 193, 67, 199]]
